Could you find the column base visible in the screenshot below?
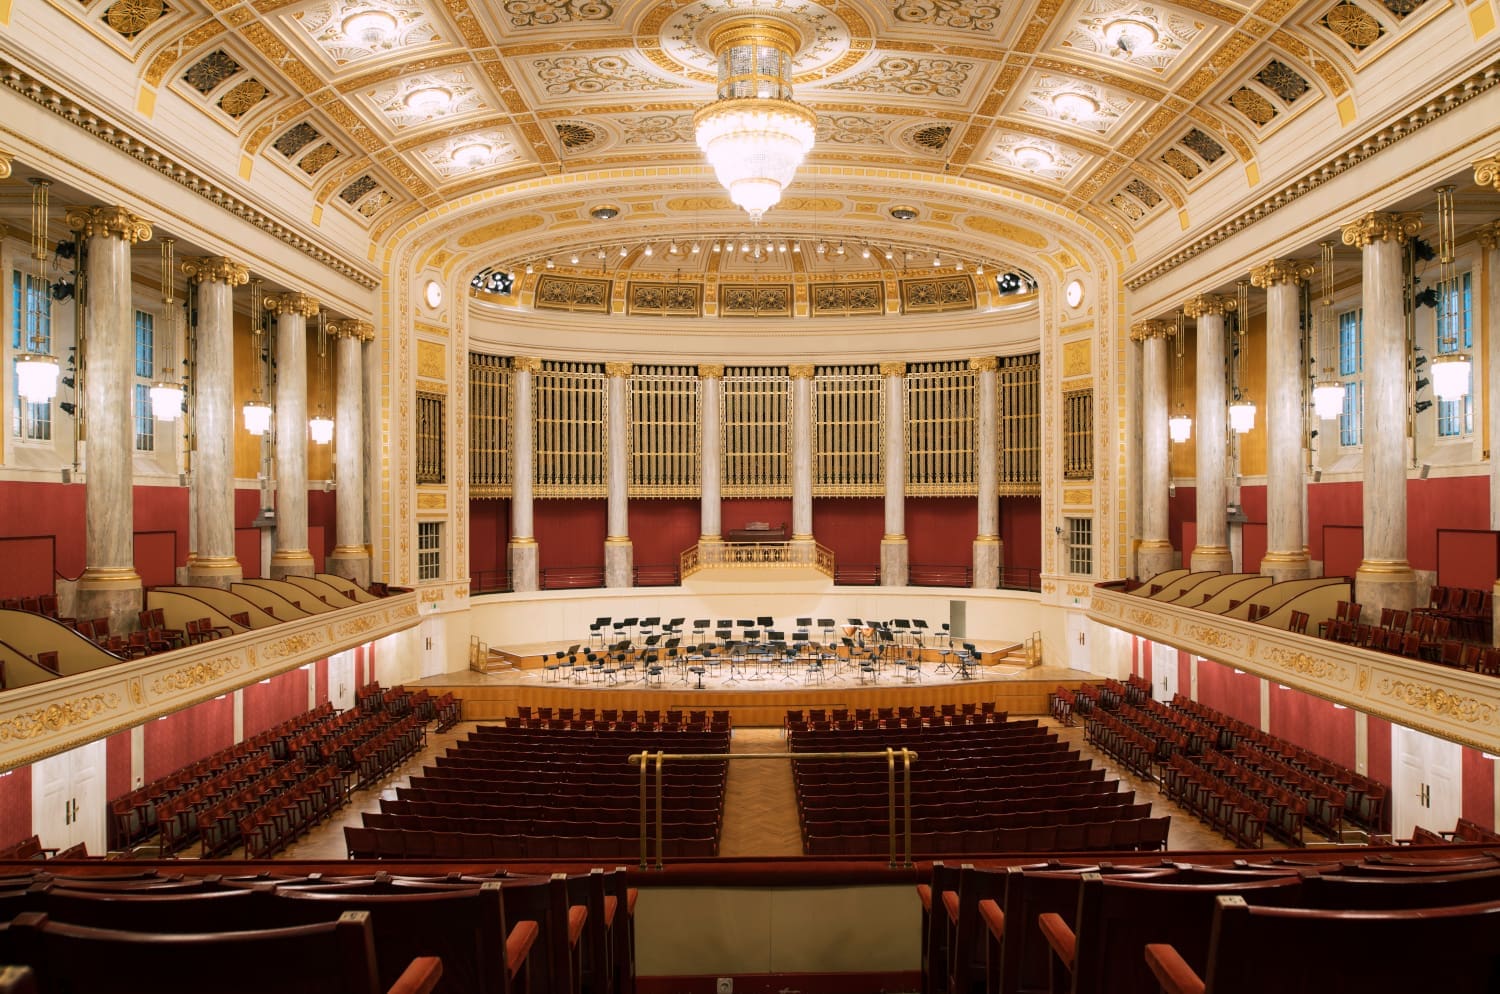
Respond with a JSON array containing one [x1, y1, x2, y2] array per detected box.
[[1355, 560, 1419, 618], [509, 539, 539, 593], [268, 550, 315, 580], [325, 548, 371, 590], [186, 555, 245, 590], [604, 538, 633, 588], [1137, 541, 1175, 581], [1190, 545, 1233, 573], [1259, 551, 1311, 583], [880, 536, 908, 587], [972, 536, 1002, 589], [76, 568, 144, 634]]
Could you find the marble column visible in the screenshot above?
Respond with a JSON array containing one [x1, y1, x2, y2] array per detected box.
[[67, 206, 153, 632], [325, 319, 373, 588], [1184, 294, 1235, 573], [1252, 259, 1315, 581], [972, 356, 1002, 589], [1132, 320, 1176, 580], [265, 292, 319, 579], [604, 361, 633, 587], [508, 356, 539, 592], [699, 364, 724, 544], [1478, 220, 1499, 643], [789, 364, 815, 554], [1343, 211, 1423, 616], [182, 257, 250, 589], [881, 361, 909, 586]]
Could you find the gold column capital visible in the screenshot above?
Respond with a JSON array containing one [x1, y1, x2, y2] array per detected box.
[[1341, 210, 1422, 248], [698, 363, 725, 379], [1183, 294, 1235, 318], [511, 356, 542, 373], [1249, 258, 1315, 288], [1129, 319, 1174, 342], [1478, 222, 1500, 251], [0, 149, 12, 180], [180, 256, 250, 287], [263, 292, 320, 317], [327, 318, 375, 341], [879, 360, 906, 377], [968, 355, 998, 372], [604, 361, 633, 377], [1474, 156, 1500, 192], [788, 363, 815, 380], [65, 205, 153, 244]]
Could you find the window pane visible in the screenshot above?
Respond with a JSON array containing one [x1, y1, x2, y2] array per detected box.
[[134, 382, 154, 451], [135, 311, 154, 378], [1340, 382, 1361, 447]]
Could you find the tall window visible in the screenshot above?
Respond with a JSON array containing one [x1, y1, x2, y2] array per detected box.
[[1337, 308, 1363, 447], [133, 309, 155, 451], [1436, 271, 1473, 438], [10, 269, 52, 441], [417, 521, 442, 581], [1065, 517, 1093, 576]]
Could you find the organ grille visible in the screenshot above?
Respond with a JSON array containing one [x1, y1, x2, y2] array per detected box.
[[534, 360, 607, 497], [723, 366, 790, 496], [1063, 388, 1094, 480], [467, 353, 511, 498], [415, 392, 445, 485], [629, 365, 700, 497], [905, 361, 975, 495], [814, 365, 883, 496], [998, 353, 1041, 495]]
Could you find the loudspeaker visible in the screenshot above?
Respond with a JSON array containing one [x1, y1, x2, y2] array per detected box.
[[1312, 469, 1322, 483], [1420, 463, 1431, 479]]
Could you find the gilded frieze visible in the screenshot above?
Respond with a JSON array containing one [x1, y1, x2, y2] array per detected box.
[[0, 693, 121, 743], [1263, 646, 1349, 683], [1378, 680, 1499, 726], [149, 656, 242, 695]]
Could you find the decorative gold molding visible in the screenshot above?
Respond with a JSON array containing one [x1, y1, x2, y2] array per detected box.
[[149, 657, 241, 695], [604, 361, 633, 377], [879, 361, 907, 377], [180, 256, 249, 286], [512, 356, 542, 374], [327, 318, 375, 341], [968, 356, 998, 372], [788, 364, 816, 379], [1377, 678, 1498, 726], [263, 292, 321, 317], [1128, 319, 1174, 342], [698, 363, 725, 379], [1478, 222, 1500, 251], [417, 491, 447, 510], [417, 340, 445, 380], [1265, 646, 1349, 683], [1183, 293, 1236, 318], [0, 149, 12, 180], [1062, 340, 1091, 377], [1249, 258, 1314, 288], [65, 205, 152, 244], [0, 693, 121, 744], [1341, 211, 1423, 249], [1475, 156, 1500, 192]]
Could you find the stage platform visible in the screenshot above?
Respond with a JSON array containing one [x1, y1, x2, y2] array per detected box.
[[419, 640, 1097, 726]]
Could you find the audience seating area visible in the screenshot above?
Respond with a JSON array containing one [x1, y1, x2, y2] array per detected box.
[[0, 864, 636, 994], [789, 715, 1169, 856], [346, 722, 729, 860], [921, 850, 1500, 994], [1314, 596, 1500, 676]]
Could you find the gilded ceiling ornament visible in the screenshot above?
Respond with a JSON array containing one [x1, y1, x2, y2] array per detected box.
[[533, 55, 684, 95], [66, 206, 153, 243], [219, 78, 270, 119], [1178, 127, 1226, 163], [183, 49, 242, 94], [1227, 87, 1277, 126], [901, 123, 954, 155], [328, 319, 376, 341], [359, 191, 397, 217], [339, 175, 379, 204], [298, 143, 343, 175], [891, 0, 1003, 32], [1378, 0, 1427, 19], [418, 130, 522, 178], [1340, 211, 1422, 247], [0, 150, 11, 180], [1320, 1, 1382, 51], [554, 121, 602, 152], [1474, 156, 1500, 192], [818, 114, 888, 146], [825, 57, 974, 100], [1018, 75, 1132, 135], [622, 113, 695, 145], [698, 364, 724, 378], [605, 361, 633, 377], [968, 356, 998, 371], [372, 70, 488, 129], [658, 0, 851, 78], [1478, 222, 1500, 250], [985, 130, 1085, 181], [1061, 0, 1201, 73], [503, 0, 614, 28], [1249, 258, 1313, 287], [180, 256, 250, 286], [296, 0, 440, 66], [104, 0, 167, 39], [1122, 177, 1162, 208], [274, 122, 322, 158], [1254, 59, 1311, 102], [512, 356, 543, 373], [1182, 293, 1234, 317], [1160, 148, 1201, 179], [1109, 193, 1144, 221]]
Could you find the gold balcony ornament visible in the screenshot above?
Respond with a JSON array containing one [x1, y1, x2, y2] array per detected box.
[[693, 18, 817, 220]]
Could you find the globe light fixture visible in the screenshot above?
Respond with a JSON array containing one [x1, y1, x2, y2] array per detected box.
[[151, 381, 185, 421], [693, 19, 817, 220], [404, 86, 452, 117], [242, 399, 273, 436], [1228, 399, 1257, 434], [342, 9, 397, 47], [309, 411, 335, 445], [1431, 353, 1471, 402], [1052, 92, 1097, 123], [16, 353, 60, 404]]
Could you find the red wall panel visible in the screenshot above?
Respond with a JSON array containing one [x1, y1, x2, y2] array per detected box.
[[1168, 487, 1195, 564], [0, 536, 57, 599], [1242, 524, 1267, 576], [235, 489, 263, 578], [813, 499, 883, 568], [133, 531, 179, 589], [907, 498, 977, 566], [535, 499, 606, 571], [143, 695, 234, 782], [242, 668, 309, 737], [721, 499, 793, 534], [106, 729, 132, 799], [1177, 650, 1191, 700], [1322, 525, 1363, 580], [1436, 529, 1500, 590], [1407, 476, 1488, 572], [314, 657, 329, 706], [1305, 481, 1360, 563], [1462, 747, 1495, 831], [629, 500, 700, 568], [1267, 689, 1356, 769], [1000, 497, 1041, 574], [1195, 657, 1260, 727], [0, 767, 31, 847], [0, 481, 86, 581], [1367, 715, 1392, 803], [1237, 485, 1266, 522], [468, 499, 511, 578]]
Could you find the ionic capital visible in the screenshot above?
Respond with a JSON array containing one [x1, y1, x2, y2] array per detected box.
[[511, 356, 542, 374], [1478, 222, 1500, 251], [1183, 294, 1235, 318], [65, 205, 152, 244], [788, 363, 816, 380], [697, 363, 725, 379], [180, 256, 249, 287], [1474, 155, 1500, 192], [1129, 319, 1174, 342], [968, 355, 998, 372], [604, 361, 633, 378], [327, 319, 374, 342], [879, 361, 906, 377], [0, 150, 11, 180], [1341, 211, 1422, 248], [1249, 258, 1314, 289], [263, 292, 320, 317]]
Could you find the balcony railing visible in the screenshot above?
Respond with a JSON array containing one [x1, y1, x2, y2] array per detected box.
[[681, 541, 835, 578]]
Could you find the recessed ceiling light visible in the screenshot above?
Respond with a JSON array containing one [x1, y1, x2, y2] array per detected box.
[[1052, 92, 1097, 121], [342, 9, 397, 47], [889, 206, 918, 221], [589, 204, 620, 221], [404, 86, 452, 116], [450, 143, 491, 168]]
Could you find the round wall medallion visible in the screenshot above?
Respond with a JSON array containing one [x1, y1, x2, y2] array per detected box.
[[424, 279, 443, 309], [1065, 279, 1084, 308]]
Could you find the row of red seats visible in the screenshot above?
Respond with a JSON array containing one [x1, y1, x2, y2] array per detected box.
[[343, 824, 716, 860], [1161, 754, 1268, 848], [1193, 748, 1308, 844], [518, 704, 730, 727], [1083, 711, 1157, 778], [1229, 739, 1346, 839], [803, 790, 1141, 829], [807, 815, 1172, 858]]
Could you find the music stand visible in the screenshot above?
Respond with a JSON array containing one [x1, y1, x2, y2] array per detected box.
[[819, 618, 837, 642]]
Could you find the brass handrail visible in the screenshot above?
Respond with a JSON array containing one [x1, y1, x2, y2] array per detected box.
[[627, 748, 918, 870]]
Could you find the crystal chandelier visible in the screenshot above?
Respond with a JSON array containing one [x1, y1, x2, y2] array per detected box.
[[17, 178, 59, 405], [1310, 240, 1344, 420], [149, 238, 185, 421], [1431, 184, 1470, 402], [693, 19, 816, 221]]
